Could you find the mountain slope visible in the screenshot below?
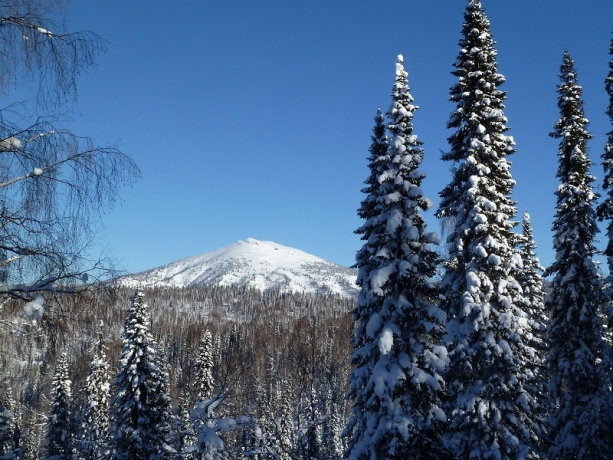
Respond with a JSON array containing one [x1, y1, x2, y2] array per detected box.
[[120, 238, 359, 298]]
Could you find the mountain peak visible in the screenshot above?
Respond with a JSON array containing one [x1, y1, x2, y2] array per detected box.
[[120, 239, 358, 298]]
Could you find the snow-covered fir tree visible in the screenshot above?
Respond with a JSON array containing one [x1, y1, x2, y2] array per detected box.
[[323, 401, 343, 460], [273, 392, 293, 460], [176, 394, 198, 460], [435, 1, 542, 457], [517, 211, 549, 449], [345, 54, 448, 460], [357, 107, 387, 224], [76, 326, 110, 460], [110, 291, 174, 460], [0, 387, 18, 459], [298, 388, 322, 460], [187, 329, 242, 460], [195, 330, 214, 402], [23, 413, 40, 460], [597, 34, 613, 276], [518, 212, 546, 327], [545, 50, 613, 459], [44, 354, 72, 460]]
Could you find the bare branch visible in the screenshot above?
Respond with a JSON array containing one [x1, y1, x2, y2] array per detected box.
[[0, 0, 106, 106]]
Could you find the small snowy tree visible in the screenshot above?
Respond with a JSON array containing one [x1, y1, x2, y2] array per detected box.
[[0, 387, 17, 459], [518, 212, 546, 326], [435, 1, 542, 457], [44, 354, 72, 460], [323, 401, 343, 460], [175, 394, 198, 460], [545, 50, 613, 459], [273, 392, 294, 460], [298, 388, 322, 460], [76, 327, 110, 460], [345, 54, 448, 460], [109, 291, 174, 460], [195, 330, 214, 402]]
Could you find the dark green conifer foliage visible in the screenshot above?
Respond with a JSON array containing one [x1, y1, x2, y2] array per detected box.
[[545, 51, 613, 459]]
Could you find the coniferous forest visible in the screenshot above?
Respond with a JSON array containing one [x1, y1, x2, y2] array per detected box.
[[2, 0, 613, 459]]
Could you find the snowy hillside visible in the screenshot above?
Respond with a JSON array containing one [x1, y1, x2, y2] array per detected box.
[[119, 238, 359, 298]]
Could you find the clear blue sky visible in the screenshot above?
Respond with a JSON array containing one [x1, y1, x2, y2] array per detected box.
[[61, 1, 613, 273]]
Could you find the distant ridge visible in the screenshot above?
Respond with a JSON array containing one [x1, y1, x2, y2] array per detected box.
[[119, 238, 359, 298]]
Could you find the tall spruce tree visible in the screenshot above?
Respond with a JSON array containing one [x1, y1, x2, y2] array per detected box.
[[597, 34, 613, 275], [545, 51, 613, 459], [110, 291, 173, 460], [435, 1, 542, 457], [345, 54, 447, 460], [44, 354, 72, 460], [76, 327, 110, 460]]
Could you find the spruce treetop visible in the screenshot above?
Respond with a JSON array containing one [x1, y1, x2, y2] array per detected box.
[[357, 108, 387, 225], [548, 51, 598, 278], [597, 37, 613, 271], [438, 0, 516, 232], [550, 51, 594, 188]]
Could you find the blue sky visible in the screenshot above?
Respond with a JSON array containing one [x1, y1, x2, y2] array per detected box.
[[58, 1, 613, 273]]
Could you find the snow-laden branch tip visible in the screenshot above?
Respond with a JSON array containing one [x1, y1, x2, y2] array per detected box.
[[25, 130, 55, 143], [36, 27, 53, 37], [0, 151, 81, 189], [0, 137, 22, 151]]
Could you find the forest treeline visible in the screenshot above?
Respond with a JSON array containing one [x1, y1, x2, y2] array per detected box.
[[0, 285, 356, 458]]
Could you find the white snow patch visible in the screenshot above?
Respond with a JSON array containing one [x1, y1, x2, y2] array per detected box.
[[366, 313, 382, 338], [0, 137, 21, 151], [23, 294, 45, 321], [466, 272, 480, 293], [371, 264, 396, 295], [378, 327, 394, 355], [386, 208, 403, 234]]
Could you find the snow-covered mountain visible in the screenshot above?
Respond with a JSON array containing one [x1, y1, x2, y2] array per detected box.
[[119, 238, 359, 298]]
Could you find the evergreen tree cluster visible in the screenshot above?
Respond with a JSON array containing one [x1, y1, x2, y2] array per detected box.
[[346, 1, 613, 459], [0, 284, 355, 459]]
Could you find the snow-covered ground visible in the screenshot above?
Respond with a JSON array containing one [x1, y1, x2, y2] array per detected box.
[[119, 238, 359, 298]]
